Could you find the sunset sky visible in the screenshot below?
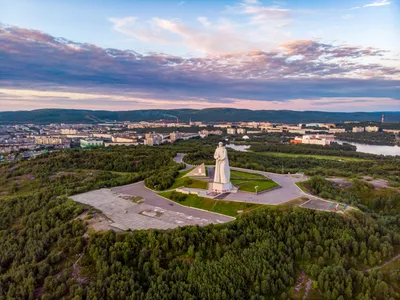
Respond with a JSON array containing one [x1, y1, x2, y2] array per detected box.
[[1, 0, 399, 111]]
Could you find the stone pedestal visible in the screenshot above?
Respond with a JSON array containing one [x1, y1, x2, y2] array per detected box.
[[210, 182, 232, 193]]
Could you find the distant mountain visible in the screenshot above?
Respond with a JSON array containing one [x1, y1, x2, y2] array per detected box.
[[0, 108, 399, 124]]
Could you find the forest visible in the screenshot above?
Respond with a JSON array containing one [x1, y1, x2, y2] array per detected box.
[[0, 142, 399, 299]]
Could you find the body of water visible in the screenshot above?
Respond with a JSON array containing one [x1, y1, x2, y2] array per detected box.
[[227, 142, 399, 156], [335, 140, 399, 156]]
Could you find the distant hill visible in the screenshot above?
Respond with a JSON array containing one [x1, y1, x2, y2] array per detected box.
[[0, 108, 399, 124]]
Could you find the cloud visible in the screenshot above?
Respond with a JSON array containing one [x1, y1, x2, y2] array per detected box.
[[350, 0, 391, 10], [1, 25, 399, 111], [109, 16, 265, 53], [364, 0, 391, 7], [108, 1, 293, 54], [197, 17, 212, 27], [226, 0, 291, 25], [341, 14, 354, 20]]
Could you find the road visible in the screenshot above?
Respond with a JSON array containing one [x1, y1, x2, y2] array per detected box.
[[224, 167, 308, 205], [176, 154, 338, 206], [111, 182, 234, 223]]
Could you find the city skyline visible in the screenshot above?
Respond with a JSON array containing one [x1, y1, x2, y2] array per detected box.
[[1, 0, 399, 111]]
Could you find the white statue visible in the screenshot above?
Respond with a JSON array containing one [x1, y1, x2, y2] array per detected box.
[[214, 142, 230, 184]]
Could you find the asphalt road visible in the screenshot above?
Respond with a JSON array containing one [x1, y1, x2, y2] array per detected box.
[[175, 152, 309, 205], [111, 182, 234, 223], [224, 167, 308, 205]]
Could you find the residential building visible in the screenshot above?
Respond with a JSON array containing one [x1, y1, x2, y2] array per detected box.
[[365, 126, 379, 132], [199, 130, 223, 138], [60, 128, 77, 135], [291, 134, 333, 146], [329, 128, 346, 133], [214, 124, 231, 128], [288, 129, 306, 134], [144, 133, 163, 146], [237, 128, 247, 134], [352, 126, 365, 133], [35, 136, 67, 145], [80, 139, 104, 148], [170, 131, 183, 142], [247, 130, 263, 134], [383, 129, 400, 134], [112, 136, 137, 143], [227, 128, 237, 135], [92, 133, 112, 139]]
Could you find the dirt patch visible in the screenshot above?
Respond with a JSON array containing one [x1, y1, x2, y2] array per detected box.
[[328, 177, 390, 189], [119, 194, 144, 203], [362, 176, 390, 188], [76, 211, 118, 233]]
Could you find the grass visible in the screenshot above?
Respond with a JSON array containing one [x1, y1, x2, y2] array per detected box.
[[230, 170, 266, 179], [295, 182, 310, 193], [159, 191, 263, 217], [256, 151, 370, 162], [231, 178, 279, 192], [169, 176, 208, 190], [177, 167, 195, 179]]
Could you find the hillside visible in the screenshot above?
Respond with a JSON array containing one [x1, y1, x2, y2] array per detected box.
[[1, 108, 400, 124]]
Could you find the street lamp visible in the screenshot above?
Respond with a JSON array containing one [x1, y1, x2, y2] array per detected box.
[[255, 186, 258, 194]]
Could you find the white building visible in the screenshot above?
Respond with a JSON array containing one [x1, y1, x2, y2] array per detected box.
[[199, 130, 223, 138], [35, 136, 67, 145], [112, 136, 137, 143], [265, 127, 283, 133], [352, 127, 365, 133], [329, 128, 346, 133], [383, 129, 400, 134], [299, 134, 334, 146], [237, 128, 247, 134], [365, 126, 379, 132], [288, 129, 306, 134], [60, 128, 77, 135], [227, 128, 237, 135], [92, 133, 112, 139], [80, 139, 104, 148], [144, 133, 163, 146], [170, 131, 183, 142]]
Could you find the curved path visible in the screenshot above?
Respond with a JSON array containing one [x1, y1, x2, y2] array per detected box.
[[177, 153, 311, 205], [111, 182, 233, 223]]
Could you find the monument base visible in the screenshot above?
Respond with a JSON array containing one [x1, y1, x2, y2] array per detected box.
[[210, 182, 232, 193]]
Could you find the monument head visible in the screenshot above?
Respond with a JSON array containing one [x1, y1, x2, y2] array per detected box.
[[218, 142, 223, 147]]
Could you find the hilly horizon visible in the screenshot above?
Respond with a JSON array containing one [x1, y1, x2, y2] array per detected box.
[[1, 108, 399, 124]]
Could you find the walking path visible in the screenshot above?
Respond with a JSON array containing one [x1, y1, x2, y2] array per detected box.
[[364, 253, 400, 272], [177, 154, 335, 206]]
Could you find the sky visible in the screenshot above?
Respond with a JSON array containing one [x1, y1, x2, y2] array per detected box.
[[0, 0, 399, 112]]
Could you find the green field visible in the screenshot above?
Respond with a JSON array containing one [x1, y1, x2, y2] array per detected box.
[[295, 182, 309, 193], [168, 176, 208, 190], [230, 170, 266, 179], [256, 151, 370, 162], [231, 178, 279, 192], [159, 191, 263, 217]]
